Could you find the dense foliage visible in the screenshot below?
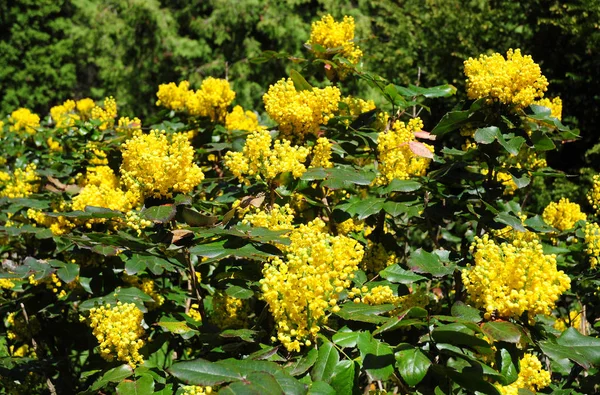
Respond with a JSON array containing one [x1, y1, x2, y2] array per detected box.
[[2, 11, 600, 395]]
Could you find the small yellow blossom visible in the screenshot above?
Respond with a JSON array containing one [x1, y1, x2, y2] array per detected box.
[[91, 96, 118, 130], [9, 108, 40, 135], [211, 290, 251, 329], [263, 78, 341, 141], [182, 385, 213, 395], [116, 116, 142, 134], [554, 310, 583, 333], [260, 218, 364, 352], [50, 99, 80, 128], [587, 175, 600, 215], [361, 242, 398, 277], [462, 235, 570, 322], [0, 164, 40, 198], [376, 118, 433, 185], [224, 129, 310, 185], [225, 105, 263, 132], [464, 49, 548, 108], [76, 98, 96, 118], [336, 218, 364, 235], [310, 137, 333, 168], [47, 137, 63, 152], [584, 222, 600, 269], [120, 130, 205, 198], [542, 198, 586, 231], [535, 97, 562, 120], [82, 302, 145, 367], [497, 354, 551, 395], [241, 203, 295, 231], [123, 275, 165, 307]]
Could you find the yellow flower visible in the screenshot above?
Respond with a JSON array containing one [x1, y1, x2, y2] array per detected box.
[[156, 78, 236, 122], [82, 302, 145, 367], [120, 130, 205, 198], [76, 98, 96, 118], [9, 108, 40, 135], [497, 354, 551, 395], [584, 222, 600, 269], [339, 96, 376, 126], [535, 96, 562, 120], [241, 203, 295, 231], [91, 96, 118, 130], [116, 116, 142, 134], [554, 310, 583, 332], [361, 242, 398, 278], [224, 129, 310, 185], [50, 99, 80, 128], [542, 198, 586, 231], [0, 163, 40, 198], [587, 175, 600, 215], [182, 385, 213, 395], [263, 78, 341, 141], [376, 118, 433, 185], [47, 137, 63, 152], [464, 49, 548, 108], [122, 275, 165, 307], [260, 218, 364, 352], [307, 14, 362, 77], [225, 105, 263, 132], [462, 235, 570, 322], [336, 218, 364, 235], [310, 137, 333, 168], [211, 290, 251, 329]]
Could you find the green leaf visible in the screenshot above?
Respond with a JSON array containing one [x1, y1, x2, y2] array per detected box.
[[180, 207, 218, 227], [495, 212, 526, 232], [308, 381, 336, 395], [91, 244, 120, 256], [335, 196, 385, 220], [220, 329, 258, 343], [539, 341, 590, 370], [225, 285, 254, 299], [395, 348, 431, 386], [219, 372, 285, 395], [330, 360, 355, 395], [408, 249, 455, 277], [116, 374, 155, 395], [382, 179, 421, 193], [431, 323, 488, 348], [498, 348, 518, 385], [332, 329, 360, 348], [356, 332, 395, 381], [142, 204, 176, 223], [498, 135, 525, 156], [334, 303, 394, 324], [168, 358, 243, 386], [481, 322, 521, 343], [450, 302, 482, 323], [474, 126, 499, 144], [531, 130, 556, 151], [290, 69, 312, 92], [556, 328, 600, 365], [380, 264, 426, 284], [91, 365, 134, 391], [157, 321, 198, 338], [56, 263, 79, 283], [285, 348, 318, 376], [311, 339, 339, 383], [524, 215, 555, 233]]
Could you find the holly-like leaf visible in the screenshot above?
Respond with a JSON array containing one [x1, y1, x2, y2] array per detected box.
[[395, 348, 431, 386]]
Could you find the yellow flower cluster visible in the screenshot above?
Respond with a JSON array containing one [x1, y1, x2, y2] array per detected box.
[[125, 210, 153, 236], [116, 116, 142, 135], [376, 118, 433, 185], [584, 222, 600, 269], [156, 78, 236, 122], [224, 129, 310, 185], [260, 218, 364, 351], [47, 137, 63, 152], [357, 285, 399, 305], [336, 218, 364, 235], [587, 175, 600, 215], [241, 203, 295, 231], [464, 49, 548, 108], [542, 198, 586, 231], [339, 96, 376, 119], [85, 142, 109, 165], [182, 385, 213, 395], [462, 235, 570, 321], [497, 354, 551, 395], [554, 310, 583, 332], [0, 163, 40, 198], [0, 278, 16, 289], [535, 97, 562, 120], [76, 98, 96, 117], [82, 302, 145, 367], [225, 105, 263, 132], [50, 99, 80, 128], [6, 311, 41, 343], [187, 303, 203, 322], [120, 130, 205, 198], [72, 166, 140, 224], [361, 242, 398, 277], [91, 97, 118, 130], [307, 14, 362, 65], [27, 203, 76, 235], [9, 108, 40, 135], [123, 275, 165, 307], [310, 137, 333, 168], [263, 78, 341, 140], [211, 290, 250, 329]]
